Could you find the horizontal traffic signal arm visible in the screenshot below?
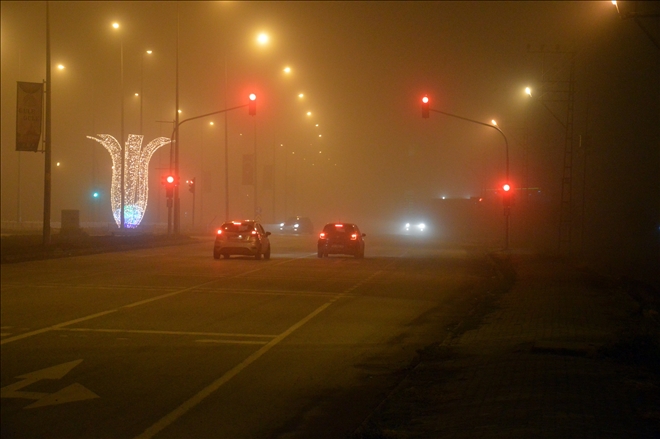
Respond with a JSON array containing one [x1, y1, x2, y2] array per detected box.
[[424, 106, 509, 180]]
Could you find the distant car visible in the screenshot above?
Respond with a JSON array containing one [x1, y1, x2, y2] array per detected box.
[[402, 221, 427, 235], [214, 220, 271, 260], [317, 223, 365, 258], [279, 216, 314, 234]]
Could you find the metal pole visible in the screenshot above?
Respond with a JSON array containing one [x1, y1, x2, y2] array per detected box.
[[140, 53, 144, 135], [430, 108, 510, 250], [254, 117, 257, 220], [120, 36, 125, 229], [43, 1, 52, 245], [173, 5, 180, 234], [17, 48, 22, 227], [224, 54, 229, 221]]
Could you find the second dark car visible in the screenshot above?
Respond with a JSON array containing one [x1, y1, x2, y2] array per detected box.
[[317, 223, 365, 258]]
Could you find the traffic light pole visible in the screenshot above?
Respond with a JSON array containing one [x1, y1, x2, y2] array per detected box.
[[429, 108, 510, 250], [169, 104, 248, 234]]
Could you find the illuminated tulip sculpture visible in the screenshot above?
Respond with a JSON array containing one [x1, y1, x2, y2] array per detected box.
[[87, 134, 171, 228]]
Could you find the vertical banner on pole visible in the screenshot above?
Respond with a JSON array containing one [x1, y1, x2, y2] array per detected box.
[[242, 154, 254, 185], [16, 82, 44, 152]]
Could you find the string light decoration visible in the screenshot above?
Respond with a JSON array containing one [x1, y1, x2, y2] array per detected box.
[[87, 134, 171, 228]]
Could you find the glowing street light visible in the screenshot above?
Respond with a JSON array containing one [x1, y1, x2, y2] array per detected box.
[[257, 32, 269, 45], [525, 87, 532, 97], [298, 93, 304, 98], [57, 64, 65, 70], [283, 66, 291, 74], [306, 111, 312, 116]]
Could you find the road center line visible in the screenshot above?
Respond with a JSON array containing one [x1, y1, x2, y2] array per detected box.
[[55, 327, 277, 339]]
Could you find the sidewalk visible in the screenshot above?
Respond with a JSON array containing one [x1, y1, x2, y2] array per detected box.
[[355, 253, 660, 438]]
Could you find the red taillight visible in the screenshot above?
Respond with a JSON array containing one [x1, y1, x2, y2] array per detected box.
[[350, 233, 358, 240], [320, 232, 326, 239], [217, 229, 222, 235]]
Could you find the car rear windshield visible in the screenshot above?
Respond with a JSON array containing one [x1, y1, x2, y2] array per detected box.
[[222, 222, 254, 233], [323, 224, 356, 233]]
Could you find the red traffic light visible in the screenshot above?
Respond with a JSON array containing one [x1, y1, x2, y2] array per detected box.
[[166, 175, 175, 185], [502, 183, 511, 192], [249, 93, 256, 116], [422, 95, 429, 119]]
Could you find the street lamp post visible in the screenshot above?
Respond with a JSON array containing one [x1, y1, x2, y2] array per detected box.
[[140, 50, 152, 136], [428, 107, 510, 250], [112, 22, 125, 230]]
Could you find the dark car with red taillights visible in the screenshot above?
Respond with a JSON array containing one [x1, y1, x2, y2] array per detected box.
[[317, 223, 365, 258]]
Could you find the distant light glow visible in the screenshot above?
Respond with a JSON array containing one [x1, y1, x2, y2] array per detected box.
[[491, 120, 497, 126], [210, 121, 214, 126], [525, 87, 532, 97], [87, 134, 171, 228], [298, 93, 304, 98], [146, 50, 152, 55], [112, 22, 119, 29], [57, 64, 65, 70], [249, 93, 256, 101], [306, 111, 312, 116], [422, 96, 429, 103], [56, 162, 61, 167], [257, 33, 269, 45], [93, 192, 99, 198], [135, 93, 139, 97], [283, 66, 291, 73]]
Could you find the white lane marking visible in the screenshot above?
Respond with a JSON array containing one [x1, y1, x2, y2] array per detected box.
[[56, 327, 277, 339], [0, 359, 99, 409], [135, 300, 333, 439], [194, 340, 269, 345], [1, 255, 306, 346], [1, 309, 119, 345], [136, 267, 387, 439]]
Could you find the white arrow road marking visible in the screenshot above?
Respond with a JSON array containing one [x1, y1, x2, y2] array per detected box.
[[24, 383, 99, 409], [0, 360, 99, 409]]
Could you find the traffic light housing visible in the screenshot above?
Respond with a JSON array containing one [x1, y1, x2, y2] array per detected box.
[[422, 95, 429, 119], [186, 177, 196, 194], [502, 183, 512, 209], [249, 93, 256, 116], [164, 174, 176, 199]]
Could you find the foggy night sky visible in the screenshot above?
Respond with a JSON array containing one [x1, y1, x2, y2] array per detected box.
[[1, 2, 658, 280]]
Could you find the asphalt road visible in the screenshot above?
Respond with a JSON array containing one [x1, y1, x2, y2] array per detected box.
[[1, 234, 499, 439]]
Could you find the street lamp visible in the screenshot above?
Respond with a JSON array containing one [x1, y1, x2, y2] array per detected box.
[[257, 33, 269, 45], [222, 31, 270, 221], [422, 98, 511, 249]]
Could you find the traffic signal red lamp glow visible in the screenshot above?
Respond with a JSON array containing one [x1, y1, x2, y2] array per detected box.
[[422, 95, 429, 119], [502, 183, 512, 209], [165, 175, 176, 198], [249, 93, 256, 116]]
